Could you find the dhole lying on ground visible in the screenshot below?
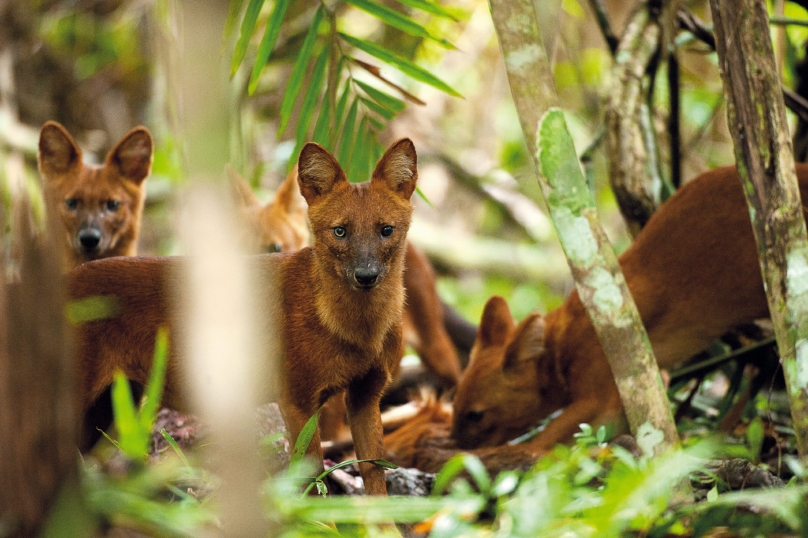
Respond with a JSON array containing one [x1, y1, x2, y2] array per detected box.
[[451, 163, 808, 457], [38, 121, 153, 270], [69, 139, 419, 496]]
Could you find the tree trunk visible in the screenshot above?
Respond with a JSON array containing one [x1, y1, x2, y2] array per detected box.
[[0, 210, 84, 536], [488, 0, 686, 489], [709, 0, 808, 458]]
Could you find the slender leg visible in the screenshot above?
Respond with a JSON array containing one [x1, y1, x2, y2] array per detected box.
[[346, 369, 388, 496]]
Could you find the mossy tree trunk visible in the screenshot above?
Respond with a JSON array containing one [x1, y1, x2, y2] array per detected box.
[[709, 0, 808, 458], [488, 0, 685, 473]]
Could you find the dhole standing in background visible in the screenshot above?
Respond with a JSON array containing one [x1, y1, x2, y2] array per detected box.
[[451, 164, 808, 458], [38, 121, 153, 270], [69, 139, 420, 496]]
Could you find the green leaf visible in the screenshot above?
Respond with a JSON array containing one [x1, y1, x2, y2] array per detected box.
[[224, 0, 247, 40], [350, 117, 371, 182], [160, 428, 191, 468], [295, 46, 329, 141], [344, 0, 455, 48], [395, 0, 458, 20], [360, 97, 395, 120], [290, 407, 322, 466], [312, 90, 333, 149], [139, 328, 169, 435], [433, 453, 491, 495], [231, 0, 266, 78], [337, 98, 359, 170], [707, 485, 718, 502], [248, 0, 293, 95], [65, 295, 120, 324], [278, 6, 324, 135], [111, 371, 148, 460], [367, 116, 385, 131], [339, 33, 462, 97], [355, 79, 406, 113]]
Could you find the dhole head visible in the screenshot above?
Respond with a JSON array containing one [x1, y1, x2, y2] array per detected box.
[[297, 139, 417, 291], [38, 121, 153, 267], [452, 296, 555, 448], [227, 164, 309, 254]]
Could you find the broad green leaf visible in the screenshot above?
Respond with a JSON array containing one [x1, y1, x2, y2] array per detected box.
[[278, 6, 324, 135], [355, 79, 406, 113], [65, 295, 120, 324], [224, 0, 247, 40], [337, 98, 359, 169], [395, 0, 458, 20], [231, 0, 265, 78], [339, 33, 461, 97], [344, 0, 455, 48], [332, 79, 352, 149], [139, 328, 169, 434], [349, 117, 371, 182], [291, 408, 322, 465], [360, 97, 395, 120], [433, 453, 491, 495], [248, 0, 292, 95], [111, 371, 147, 460]]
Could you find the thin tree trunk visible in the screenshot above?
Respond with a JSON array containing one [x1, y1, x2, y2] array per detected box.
[[488, 0, 686, 487], [709, 0, 808, 457]]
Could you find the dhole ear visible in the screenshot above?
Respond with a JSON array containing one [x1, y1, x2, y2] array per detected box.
[[297, 143, 347, 205], [503, 315, 546, 371], [227, 164, 260, 209], [38, 121, 82, 177], [108, 126, 153, 185], [372, 138, 417, 200], [276, 164, 308, 214], [476, 296, 514, 348]]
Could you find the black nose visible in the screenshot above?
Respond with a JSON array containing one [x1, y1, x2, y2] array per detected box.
[[79, 229, 102, 249], [354, 267, 379, 287]]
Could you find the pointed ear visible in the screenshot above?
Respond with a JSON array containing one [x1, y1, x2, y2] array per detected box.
[[503, 314, 546, 371], [371, 138, 417, 200], [476, 296, 514, 349], [108, 126, 153, 185], [38, 121, 82, 177], [297, 143, 347, 205], [275, 164, 308, 213], [227, 164, 260, 209]]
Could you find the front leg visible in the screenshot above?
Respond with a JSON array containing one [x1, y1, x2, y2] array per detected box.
[[280, 400, 325, 478], [346, 368, 389, 495]]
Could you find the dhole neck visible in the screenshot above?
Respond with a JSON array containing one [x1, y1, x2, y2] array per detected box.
[[311, 250, 405, 353]]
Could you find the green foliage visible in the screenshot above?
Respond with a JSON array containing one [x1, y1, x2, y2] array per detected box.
[[227, 0, 462, 179], [104, 328, 170, 462]]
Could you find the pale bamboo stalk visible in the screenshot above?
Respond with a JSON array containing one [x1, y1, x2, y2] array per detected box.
[[176, 1, 270, 534]]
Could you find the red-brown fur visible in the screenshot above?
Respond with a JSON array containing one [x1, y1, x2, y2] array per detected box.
[[452, 164, 808, 455], [69, 140, 419, 496], [229, 163, 462, 390], [38, 121, 153, 270]]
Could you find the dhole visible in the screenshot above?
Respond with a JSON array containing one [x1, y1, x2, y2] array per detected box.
[[69, 139, 418, 496], [229, 164, 464, 391], [452, 164, 808, 455], [38, 121, 153, 270]]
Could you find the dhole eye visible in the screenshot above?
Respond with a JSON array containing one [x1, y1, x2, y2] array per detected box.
[[333, 226, 347, 238], [106, 200, 120, 212], [267, 243, 283, 253], [466, 410, 484, 423], [65, 198, 79, 210], [381, 225, 394, 237]]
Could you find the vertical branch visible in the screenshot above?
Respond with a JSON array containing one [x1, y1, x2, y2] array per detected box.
[[604, 3, 666, 236], [709, 0, 808, 457], [668, 48, 681, 189], [489, 0, 686, 483], [176, 0, 270, 533]]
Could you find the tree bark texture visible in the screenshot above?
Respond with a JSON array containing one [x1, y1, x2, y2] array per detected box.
[[709, 0, 808, 457], [0, 212, 79, 536], [605, 2, 666, 237], [488, 0, 684, 471]]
